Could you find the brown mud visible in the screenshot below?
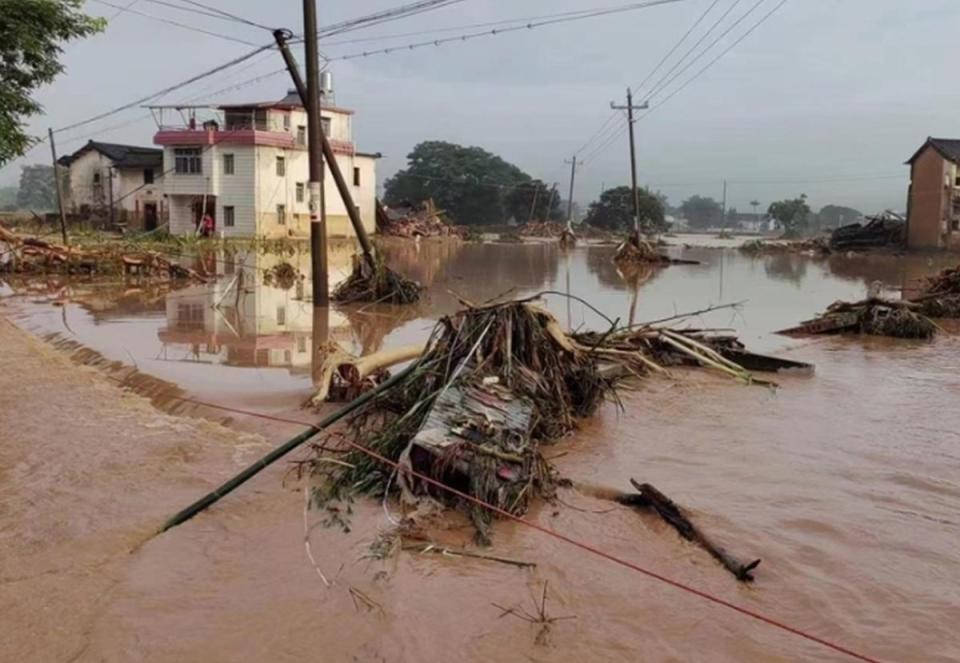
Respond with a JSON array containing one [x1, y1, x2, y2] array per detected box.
[[2, 240, 960, 661]]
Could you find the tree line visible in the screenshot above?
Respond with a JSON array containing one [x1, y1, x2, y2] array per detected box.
[[385, 141, 863, 235]]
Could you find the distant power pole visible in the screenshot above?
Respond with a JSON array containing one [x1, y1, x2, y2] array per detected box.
[[610, 88, 649, 245], [301, 0, 328, 306], [47, 128, 68, 245], [527, 183, 541, 224], [564, 155, 577, 228], [721, 179, 727, 230]]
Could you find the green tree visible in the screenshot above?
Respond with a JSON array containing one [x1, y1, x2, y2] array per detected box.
[[768, 195, 811, 238], [383, 141, 533, 226], [817, 204, 863, 229], [16, 164, 56, 210], [583, 185, 665, 233], [0, 1, 106, 164], [679, 195, 722, 229]]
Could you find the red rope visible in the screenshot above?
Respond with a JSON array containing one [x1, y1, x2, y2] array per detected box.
[[116, 375, 883, 663]]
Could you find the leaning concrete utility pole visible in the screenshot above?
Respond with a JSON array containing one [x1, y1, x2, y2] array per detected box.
[[565, 155, 577, 228], [274, 29, 376, 276], [300, 2, 328, 305], [610, 88, 648, 244], [721, 179, 728, 230], [47, 128, 68, 245]]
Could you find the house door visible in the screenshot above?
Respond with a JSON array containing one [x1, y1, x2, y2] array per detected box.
[[144, 203, 158, 231]]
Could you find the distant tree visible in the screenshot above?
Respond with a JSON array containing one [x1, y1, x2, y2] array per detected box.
[[0, 185, 17, 211], [16, 165, 56, 210], [768, 195, 811, 238], [505, 180, 561, 224], [384, 141, 534, 226], [0, 1, 106, 164], [584, 185, 666, 233], [817, 204, 863, 229], [680, 195, 723, 229]]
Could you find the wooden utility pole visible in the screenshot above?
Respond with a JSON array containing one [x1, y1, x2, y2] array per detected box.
[[610, 88, 648, 245], [47, 128, 68, 245], [527, 183, 541, 224], [107, 167, 115, 229], [274, 28, 375, 276], [565, 155, 577, 228], [301, 2, 328, 305]]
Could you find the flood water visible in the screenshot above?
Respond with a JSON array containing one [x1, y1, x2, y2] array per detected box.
[[2, 237, 960, 661]]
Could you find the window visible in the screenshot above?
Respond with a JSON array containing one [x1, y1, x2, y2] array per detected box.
[[276, 305, 286, 326], [353, 167, 360, 187], [296, 182, 304, 203], [296, 126, 306, 145], [955, 175, 960, 187], [283, 113, 290, 131], [174, 147, 202, 174], [297, 336, 307, 353], [321, 117, 331, 136], [283, 350, 292, 364], [223, 154, 234, 175], [223, 206, 235, 227], [276, 156, 285, 177], [93, 171, 101, 184], [277, 204, 286, 225], [143, 168, 154, 184]]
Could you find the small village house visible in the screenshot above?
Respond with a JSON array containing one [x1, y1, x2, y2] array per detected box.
[[905, 137, 960, 249], [57, 141, 164, 231], [151, 87, 379, 238]]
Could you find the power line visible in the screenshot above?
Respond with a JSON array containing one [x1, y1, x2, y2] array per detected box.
[[295, 0, 467, 41], [54, 43, 274, 134], [176, 0, 274, 31], [89, 0, 262, 46], [642, 0, 746, 100], [645, 0, 789, 114], [321, 0, 685, 62]]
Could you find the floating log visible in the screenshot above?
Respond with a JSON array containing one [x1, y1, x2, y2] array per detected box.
[[617, 479, 761, 582]]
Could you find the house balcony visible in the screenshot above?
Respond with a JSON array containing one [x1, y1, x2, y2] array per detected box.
[[153, 126, 355, 154]]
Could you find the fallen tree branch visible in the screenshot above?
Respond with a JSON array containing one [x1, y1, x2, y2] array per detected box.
[[616, 479, 761, 582]]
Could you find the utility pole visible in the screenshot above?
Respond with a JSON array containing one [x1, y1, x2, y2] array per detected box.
[[107, 167, 115, 229], [610, 88, 648, 245], [300, 0, 327, 306], [721, 179, 727, 231], [47, 128, 68, 245], [527, 183, 541, 224], [274, 28, 375, 272], [565, 155, 577, 228]]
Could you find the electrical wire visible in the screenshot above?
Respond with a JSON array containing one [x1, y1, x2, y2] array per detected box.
[[89, 0, 262, 46], [54, 43, 275, 134], [319, 0, 684, 62], [175, 0, 275, 31], [293, 0, 468, 41]]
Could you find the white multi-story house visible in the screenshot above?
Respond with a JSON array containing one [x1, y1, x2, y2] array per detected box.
[[58, 141, 164, 231], [152, 89, 379, 238]]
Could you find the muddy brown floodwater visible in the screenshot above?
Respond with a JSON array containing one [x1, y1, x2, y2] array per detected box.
[[2, 237, 960, 662]]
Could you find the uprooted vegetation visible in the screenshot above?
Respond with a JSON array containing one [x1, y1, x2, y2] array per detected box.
[[739, 237, 830, 256], [778, 299, 937, 339], [332, 252, 423, 304], [0, 226, 206, 282], [614, 237, 699, 265], [301, 296, 793, 544]]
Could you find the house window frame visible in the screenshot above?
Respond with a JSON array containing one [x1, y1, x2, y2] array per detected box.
[[296, 125, 306, 146], [174, 147, 202, 174], [223, 153, 235, 175], [223, 205, 235, 227], [283, 113, 291, 131], [296, 182, 304, 203], [143, 168, 154, 184], [276, 156, 286, 177], [353, 167, 360, 187], [277, 204, 286, 225]]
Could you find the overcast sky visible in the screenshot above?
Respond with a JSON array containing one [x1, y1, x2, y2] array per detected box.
[[3, 0, 958, 214]]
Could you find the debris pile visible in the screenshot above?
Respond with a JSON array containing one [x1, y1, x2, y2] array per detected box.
[[913, 265, 960, 317], [559, 227, 576, 248], [332, 253, 423, 305], [829, 212, 904, 251], [0, 227, 206, 282], [739, 237, 830, 256], [375, 199, 463, 238], [303, 296, 797, 543], [778, 299, 936, 339], [518, 221, 567, 238], [614, 237, 699, 265]]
